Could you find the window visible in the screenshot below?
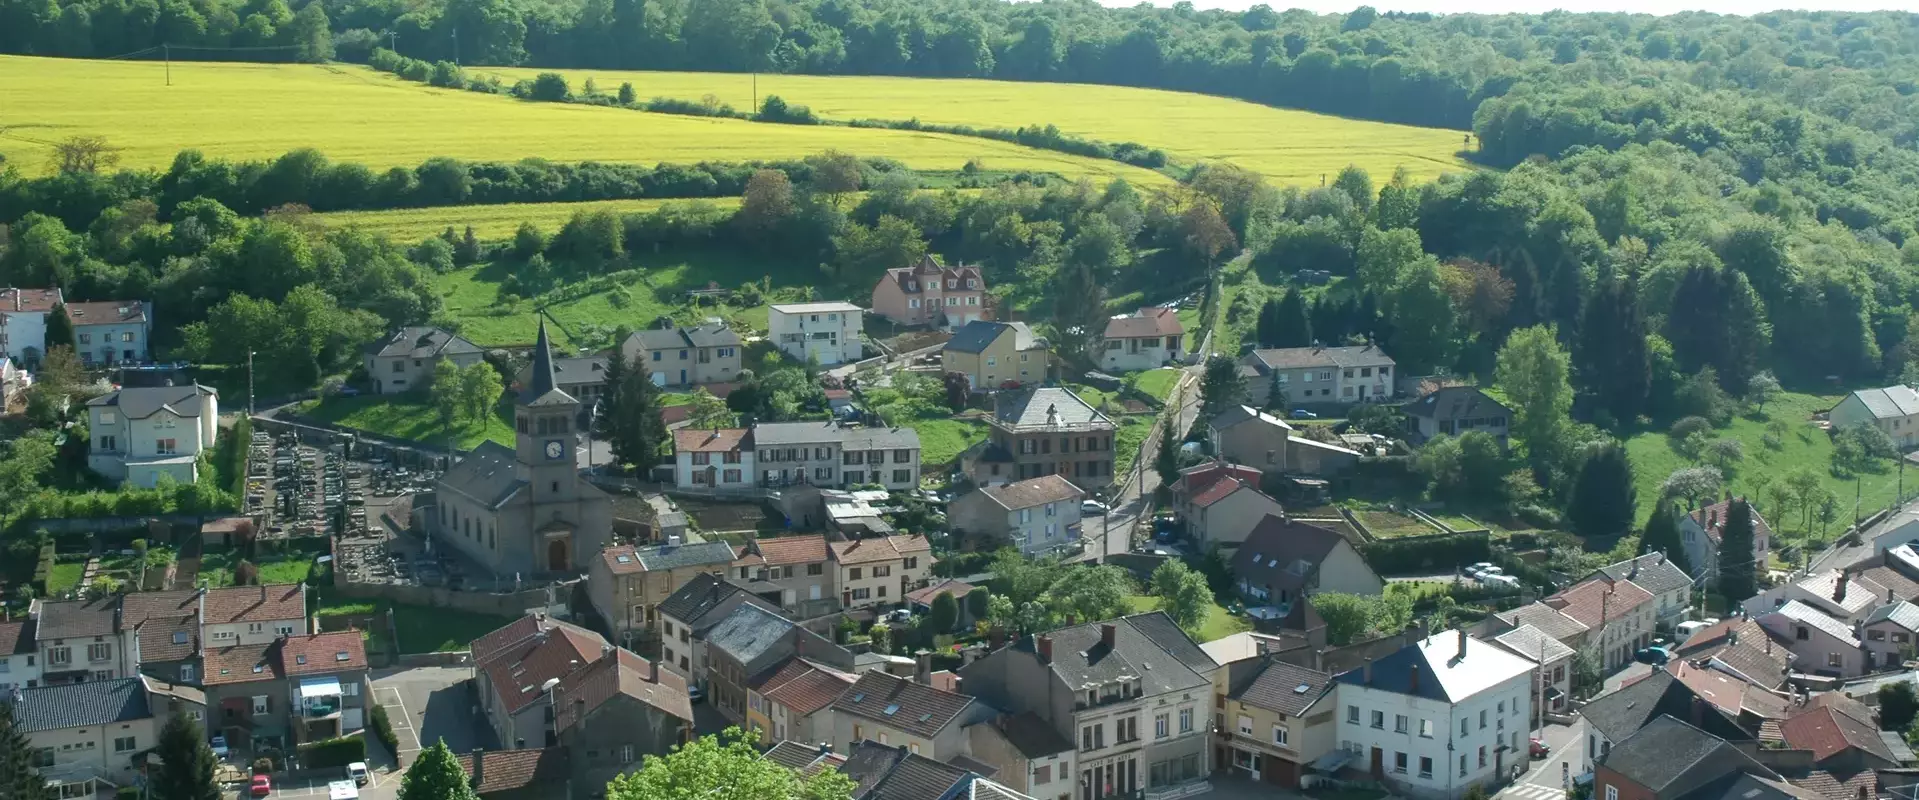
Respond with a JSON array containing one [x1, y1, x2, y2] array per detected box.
[[1272, 726, 1288, 747], [1347, 705, 1359, 723], [1155, 714, 1169, 739], [79, 333, 90, 344], [1459, 755, 1467, 777], [98, 436, 116, 451], [48, 647, 70, 666], [852, 588, 870, 600], [87, 643, 110, 662], [1797, 627, 1810, 641], [808, 564, 823, 576], [904, 557, 918, 569], [1605, 787, 1618, 800], [1461, 718, 1468, 736], [1419, 757, 1432, 778], [1178, 708, 1192, 733], [1394, 714, 1408, 733], [113, 737, 136, 753], [251, 696, 269, 716], [1237, 715, 1252, 735], [1393, 752, 1407, 774], [156, 438, 177, 455], [1035, 765, 1051, 785], [893, 469, 911, 483], [873, 566, 891, 578], [179, 665, 196, 683], [1478, 709, 1487, 729], [1828, 653, 1844, 667], [1478, 746, 1486, 768], [1370, 710, 1384, 729], [850, 567, 863, 580], [1419, 719, 1434, 738]]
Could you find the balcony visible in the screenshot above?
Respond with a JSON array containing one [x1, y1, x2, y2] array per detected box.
[[300, 700, 341, 718]]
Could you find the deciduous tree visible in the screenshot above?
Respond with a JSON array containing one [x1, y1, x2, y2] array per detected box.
[[1566, 441, 1635, 539], [606, 728, 853, 800], [1496, 325, 1573, 463], [399, 741, 479, 800]]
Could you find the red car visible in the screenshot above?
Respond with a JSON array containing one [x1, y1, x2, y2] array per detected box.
[[250, 776, 272, 797], [1529, 738, 1550, 758]]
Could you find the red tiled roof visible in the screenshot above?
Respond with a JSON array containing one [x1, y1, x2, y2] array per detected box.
[[1190, 477, 1255, 509], [886, 258, 984, 294], [1543, 577, 1653, 630], [600, 545, 647, 576], [831, 535, 932, 565], [203, 584, 305, 625], [906, 579, 974, 608], [0, 620, 32, 656], [203, 643, 281, 686], [757, 658, 856, 718], [281, 632, 368, 676], [457, 749, 570, 796], [0, 288, 63, 313], [660, 406, 692, 426], [1173, 462, 1261, 500], [1689, 499, 1774, 546], [1779, 705, 1886, 763], [471, 615, 546, 665], [554, 648, 693, 728], [1668, 661, 1757, 718], [1789, 770, 1879, 800], [136, 615, 200, 663], [674, 428, 752, 453], [1103, 307, 1184, 339], [736, 535, 830, 568], [479, 623, 608, 713]]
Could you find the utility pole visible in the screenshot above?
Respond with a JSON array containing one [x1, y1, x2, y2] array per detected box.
[[452, 27, 459, 66], [246, 350, 256, 415], [752, 72, 758, 113], [163, 43, 171, 86], [387, 30, 398, 53]]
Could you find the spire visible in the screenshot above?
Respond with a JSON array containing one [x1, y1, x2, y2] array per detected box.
[[523, 319, 559, 403]]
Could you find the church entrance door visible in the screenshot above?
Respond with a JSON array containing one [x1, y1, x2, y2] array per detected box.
[[547, 539, 569, 571]]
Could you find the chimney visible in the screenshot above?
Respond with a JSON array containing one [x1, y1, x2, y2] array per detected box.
[[1729, 627, 1739, 647], [1834, 574, 1848, 604], [915, 649, 932, 685], [818, 742, 833, 757], [574, 698, 587, 733], [471, 749, 484, 788], [1690, 697, 1704, 728], [1036, 635, 1053, 664], [1100, 623, 1117, 650], [649, 657, 660, 683], [1363, 656, 1374, 685], [1046, 404, 1060, 427], [1410, 663, 1421, 693], [1313, 648, 1326, 672], [1456, 629, 1467, 661]]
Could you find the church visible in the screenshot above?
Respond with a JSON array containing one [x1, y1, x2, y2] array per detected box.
[[431, 322, 613, 576]]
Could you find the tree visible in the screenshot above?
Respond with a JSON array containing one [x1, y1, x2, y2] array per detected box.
[[942, 372, 969, 411], [529, 71, 570, 101], [606, 728, 854, 800], [0, 700, 52, 800], [1882, 682, 1919, 732], [1385, 257, 1457, 374], [1046, 260, 1107, 368], [1198, 354, 1245, 421], [1661, 466, 1724, 507], [42, 302, 74, 353], [429, 358, 465, 438], [1639, 503, 1690, 574], [1574, 276, 1650, 425], [150, 714, 220, 800], [603, 351, 667, 470], [47, 135, 121, 174], [1150, 560, 1214, 637], [736, 169, 796, 241], [617, 82, 636, 104], [1312, 592, 1378, 646], [683, 387, 732, 429], [806, 150, 863, 208], [1268, 288, 1313, 348], [1717, 498, 1757, 601], [1566, 441, 1635, 539], [1570, 647, 1603, 700], [287, 0, 333, 60], [965, 587, 990, 619], [399, 741, 479, 800], [1265, 372, 1289, 412], [928, 591, 959, 633], [1180, 199, 1237, 264], [1496, 325, 1573, 463], [1154, 401, 1183, 487], [456, 361, 502, 433], [1747, 372, 1780, 412], [1042, 564, 1134, 624]]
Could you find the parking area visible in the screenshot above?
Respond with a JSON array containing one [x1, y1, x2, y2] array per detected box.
[[265, 772, 389, 799], [370, 666, 495, 767]]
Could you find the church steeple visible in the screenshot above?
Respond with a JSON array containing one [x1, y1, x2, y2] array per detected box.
[[515, 318, 579, 470], [520, 319, 561, 405]]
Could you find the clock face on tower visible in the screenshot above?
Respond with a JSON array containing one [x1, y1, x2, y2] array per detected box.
[[545, 440, 565, 460]]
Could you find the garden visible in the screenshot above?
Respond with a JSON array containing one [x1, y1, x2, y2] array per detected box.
[[313, 593, 519, 655]]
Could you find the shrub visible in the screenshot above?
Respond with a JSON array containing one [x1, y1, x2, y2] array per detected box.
[[369, 704, 399, 754], [1669, 416, 1712, 440], [253, 757, 275, 775], [1358, 533, 1492, 574], [297, 736, 367, 768]]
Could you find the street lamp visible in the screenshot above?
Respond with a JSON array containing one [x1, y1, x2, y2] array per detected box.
[[247, 350, 257, 415]]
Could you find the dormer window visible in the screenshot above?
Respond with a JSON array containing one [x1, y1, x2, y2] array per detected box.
[[908, 281, 917, 291], [947, 279, 957, 288], [967, 279, 977, 289]]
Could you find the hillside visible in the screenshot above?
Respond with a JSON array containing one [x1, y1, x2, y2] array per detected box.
[[0, 56, 1163, 183], [314, 197, 744, 241], [471, 67, 1470, 186]]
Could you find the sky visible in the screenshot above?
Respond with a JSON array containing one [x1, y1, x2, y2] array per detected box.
[[1090, 0, 1919, 13]]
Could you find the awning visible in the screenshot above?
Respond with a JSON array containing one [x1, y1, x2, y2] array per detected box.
[[1308, 750, 1355, 774], [299, 677, 343, 698]]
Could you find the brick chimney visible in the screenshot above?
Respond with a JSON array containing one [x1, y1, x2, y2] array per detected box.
[[1834, 573, 1848, 604], [1100, 623, 1117, 650], [1036, 635, 1053, 664], [1409, 663, 1421, 694], [1362, 656, 1373, 685], [471, 749, 484, 788], [649, 657, 660, 683], [915, 649, 932, 685], [1456, 629, 1467, 661]]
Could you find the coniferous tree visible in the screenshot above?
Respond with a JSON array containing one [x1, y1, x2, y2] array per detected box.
[[1575, 276, 1650, 425], [1566, 441, 1636, 539], [150, 714, 220, 800], [1046, 261, 1107, 368], [1639, 502, 1690, 575], [44, 303, 74, 352], [596, 346, 628, 440], [1717, 498, 1757, 601], [0, 701, 52, 800], [1272, 288, 1313, 348], [1255, 297, 1281, 348], [1198, 354, 1245, 421], [399, 741, 479, 800]]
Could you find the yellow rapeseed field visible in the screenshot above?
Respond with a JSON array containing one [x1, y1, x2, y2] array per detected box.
[[0, 56, 1162, 183], [314, 197, 744, 241], [472, 67, 1471, 186]]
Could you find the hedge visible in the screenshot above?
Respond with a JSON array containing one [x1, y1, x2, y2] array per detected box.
[[30, 541, 54, 595], [297, 736, 366, 769], [1358, 532, 1492, 575], [368, 705, 399, 755]]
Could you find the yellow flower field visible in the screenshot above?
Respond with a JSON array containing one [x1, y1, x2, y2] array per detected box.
[[314, 196, 744, 241]]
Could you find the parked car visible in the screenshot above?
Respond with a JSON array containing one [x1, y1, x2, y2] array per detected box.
[[209, 735, 229, 760], [1529, 738, 1549, 758], [1635, 646, 1673, 666], [1470, 562, 1496, 574], [1081, 500, 1110, 515], [250, 776, 273, 797], [1290, 409, 1318, 419], [688, 685, 705, 705], [347, 763, 369, 787]]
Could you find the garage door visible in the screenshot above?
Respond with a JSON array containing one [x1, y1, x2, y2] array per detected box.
[[341, 708, 364, 731]]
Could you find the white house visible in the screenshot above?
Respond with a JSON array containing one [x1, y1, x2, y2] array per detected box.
[[1740, 570, 1886, 625], [1333, 630, 1535, 800], [0, 619, 41, 693], [1871, 511, 1919, 553], [948, 474, 1085, 556], [85, 384, 220, 487], [1680, 499, 1771, 584], [1757, 600, 1866, 678], [671, 428, 756, 491], [1099, 308, 1185, 372], [67, 300, 154, 367], [768, 302, 864, 366], [1830, 386, 1919, 450], [0, 287, 62, 368]]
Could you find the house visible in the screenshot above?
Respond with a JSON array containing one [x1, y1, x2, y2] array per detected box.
[[1402, 386, 1511, 446], [769, 302, 864, 366], [513, 355, 610, 409], [957, 612, 1220, 800], [364, 326, 484, 395], [653, 574, 780, 690], [9, 678, 164, 796], [1757, 600, 1865, 678], [1579, 669, 1750, 764], [1207, 405, 1361, 476], [1674, 618, 1792, 690], [470, 615, 610, 750], [1240, 345, 1396, 408], [1778, 694, 1899, 771], [1232, 515, 1384, 613], [551, 648, 693, 789], [618, 323, 743, 387], [752, 657, 856, 746], [0, 287, 62, 367], [948, 475, 1085, 556], [727, 534, 838, 618], [906, 579, 977, 624], [1742, 571, 1885, 625], [1542, 576, 1655, 670], [672, 428, 756, 491], [832, 740, 977, 800], [1335, 630, 1533, 799], [1217, 657, 1336, 788], [1681, 499, 1772, 585], [85, 383, 220, 487], [1485, 625, 1575, 719], [1176, 468, 1287, 549], [1845, 545, 1919, 596], [457, 748, 573, 800], [1862, 601, 1919, 670], [1829, 386, 1919, 450], [35, 585, 307, 687], [871, 256, 988, 329], [1595, 716, 1784, 800], [1667, 660, 1790, 727], [1170, 462, 1266, 529], [0, 619, 40, 692], [829, 535, 934, 611], [1099, 308, 1184, 372], [0, 356, 27, 411], [201, 631, 370, 751], [968, 388, 1117, 489], [703, 603, 851, 727], [753, 421, 921, 491], [942, 321, 1048, 390], [587, 537, 737, 645], [1488, 603, 1590, 655], [430, 322, 612, 577], [67, 300, 153, 366], [763, 740, 849, 775], [1869, 513, 1919, 554], [830, 670, 990, 760], [35, 596, 133, 683], [964, 712, 1077, 799], [1590, 553, 1694, 628]]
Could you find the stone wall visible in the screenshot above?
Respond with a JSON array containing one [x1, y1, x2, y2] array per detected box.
[[326, 579, 573, 619]]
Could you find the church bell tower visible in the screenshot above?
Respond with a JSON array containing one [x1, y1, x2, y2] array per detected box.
[[516, 320, 581, 503]]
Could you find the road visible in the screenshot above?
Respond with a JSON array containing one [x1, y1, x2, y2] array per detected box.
[[1807, 501, 1916, 575], [1074, 370, 1202, 563], [1496, 717, 1590, 800]]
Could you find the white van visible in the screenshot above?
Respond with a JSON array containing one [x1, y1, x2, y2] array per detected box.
[[1675, 620, 1711, 641], [329, 780, 359, 800], [347, 763, 369, 787]]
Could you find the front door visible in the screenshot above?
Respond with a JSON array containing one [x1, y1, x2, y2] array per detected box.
[[1371, 747, 1384, 778], [547, 539, 568, 571]]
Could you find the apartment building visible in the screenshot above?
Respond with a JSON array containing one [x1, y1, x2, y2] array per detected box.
[[587, 538, 737, 645], [470, 615, 610, 750], [654, 574, 780, 690], [753, 421, 921, 491], [619, 323, 743, 387], [201, 632, 370, 749], [1542, 577, 1654, 671], [942, 321, 1049, 389], [728, 534, 838, 618], [768, 302, 864, 366], [1240, 345, 1396, 407], [363, 326, 484, 395], [85, 383, 220, 488], [11, 678, 166, 795], [829, 535, 933, 611], [870, 256, 988, 328], [703, 603, 851, 727], [969, 388, 1117, 489]]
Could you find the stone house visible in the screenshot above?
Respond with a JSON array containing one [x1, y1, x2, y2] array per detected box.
[[1542, 577, 1655, 671], [1232, 515, 1384, 611], [86, 383, 221, 488], [470, 615, 610, 750], [34, 597, 133, 684], [941, 321, 1048, 390], [1861, 600, 1919, 670], [457, 748, 573, 800], [551, 648, 693, 789], [968, 388, 1116, 489], [1484, 625, 1576, 719], [1777, 695, 1900, 772], [1207, 405, 1362, 476], [728, 534, 838, 619], [0, 619, 40, 692], [587, 537, 736, 646], [1593, 715, 1780, 800], [828, 535, 933, 611], [1401, 386, 1511, 446], [1589, 553, 1694, 629], [67, 300, 153, 366], [618, 323, 743, 388], [1099, 308, 1184, 372], [653, 574, 780, 691], [948, 475, 1085, 556], [870, 256, 988, 329], [1217, 657, 1336, 788], [363, 326, 484, 395], [0, 287, 62, 367], [200, 631, 369, 750], [1578, 669, 1751, 764], [1240, 345, 1396, 408]]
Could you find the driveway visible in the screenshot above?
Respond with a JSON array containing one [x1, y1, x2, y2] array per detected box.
[[370, 667, 496, 768], [263, 771, 397, 800]]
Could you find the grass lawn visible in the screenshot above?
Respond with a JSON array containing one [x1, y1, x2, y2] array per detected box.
[[1351, 508, 1441, 539], [197, 541, 327, 588], [1622, 391, 1900, 536], [661, 393, 695, 407], [1127, 595, 1251, 642], [297, 393, 515, 450], [911, 416, 991, 469], [46, 563, 83, 595], [1126, 369, 1183, 403], [1113, 416, 1155, 478], [313, 596, 516, 654]]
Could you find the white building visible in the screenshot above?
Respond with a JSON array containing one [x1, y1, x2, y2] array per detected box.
[[671, 428, 756, 491], [1333, 630, 1535, 800], [68, 300, 154, 367], [85, 384, 220, 488], [752, 421, 920, 492], [0, 619, 41, 692], [947, 474, 1085, 556], [768, 302, 864, 366], [1830, 386, 1919, 450], [1757, 599, 1866, 678], [1741, 570, 1886, 625]]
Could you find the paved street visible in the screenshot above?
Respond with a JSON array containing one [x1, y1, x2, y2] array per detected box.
[[1075, 369, 1202, 563], [1496, 718, 1589, 800], [370, 667, 495, 768]]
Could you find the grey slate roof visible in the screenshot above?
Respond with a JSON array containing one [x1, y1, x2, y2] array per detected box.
[[992, 387, 1112, 430], [1028, 612, 1212, 696], [1211, 405, 1290, 432], [1226, 658, 1333, 717], [705, 603, 796, 666], [1245, 345, 1395, 373], [765, 741, 837, 771], [519, 321, 574, 407], [366, 326, 482, 359], [976, 475, 1082, 511], [983, 712, 1074, 758], [438, 441, 526, 510], [625, 323, 741, 353], [85, 384, 217, 419], [753, 421, 920, 449], [944, 321, 1014, 355], [38, 597, 119, 640], [657, 574, 769, 630], [1488, 624, 1577, 665], [1768, 600, 1861, 647], [838, 741, 971, 800], [1593, 553, 1694, 597], [1494, 602, 1590, 642], [549, 356, 609, 387], [1601, 715, 1771, 796], [633, 540, 736, 571], [8, 678, 152, 733], [832, 671, 976, 740], [1579, 670, 1749, 745], [1403, 386, 1510, 421], [1865, 601, 1919, 632], [1842, 386, 1919, 420]]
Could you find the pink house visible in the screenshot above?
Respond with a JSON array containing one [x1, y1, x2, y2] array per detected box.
[[869, 255, 988, 329]]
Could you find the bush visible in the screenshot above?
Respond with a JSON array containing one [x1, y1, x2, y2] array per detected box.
[[1669, 416, 1713, 440], [1358, 533, 1492, 574], [253, 757, 275, 775], [1516, 503, 1565, 529], [297, 736, 366, 768], [368, 704, 399, 755]]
